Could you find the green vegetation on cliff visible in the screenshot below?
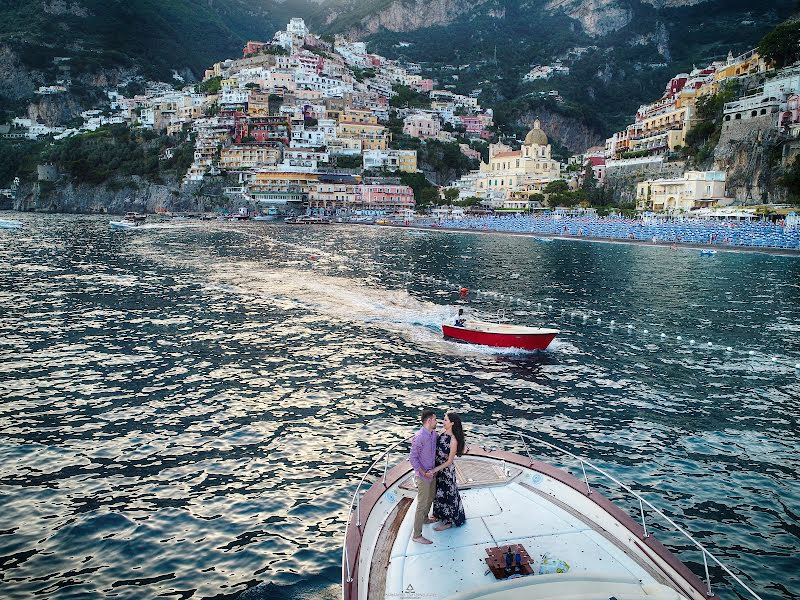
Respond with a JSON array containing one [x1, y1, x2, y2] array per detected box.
[[0, 139, 45, 185], [683, 81, 738, 164], [758, 20, 800, 69], [0, 126, 193, 190]]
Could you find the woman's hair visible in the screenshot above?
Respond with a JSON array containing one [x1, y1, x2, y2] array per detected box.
[[447, 411, 465, 456]]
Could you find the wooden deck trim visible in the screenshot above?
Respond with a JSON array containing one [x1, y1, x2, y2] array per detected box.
[[343, 460, 414, 600], [367, 497, 413, 599]]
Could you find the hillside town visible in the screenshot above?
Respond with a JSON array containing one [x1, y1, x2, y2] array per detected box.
[[3, 18, 500, 218], [2, 18, 800, 224]]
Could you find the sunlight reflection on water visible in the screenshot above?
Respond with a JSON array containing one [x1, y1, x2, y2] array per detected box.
[[0, 214, 798, 599]]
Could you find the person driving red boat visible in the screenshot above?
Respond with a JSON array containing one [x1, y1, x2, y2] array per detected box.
[[454, 308, 466, 327]]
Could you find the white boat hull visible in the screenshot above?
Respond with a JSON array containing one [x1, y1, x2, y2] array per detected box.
[[344, 445, 722, 600]]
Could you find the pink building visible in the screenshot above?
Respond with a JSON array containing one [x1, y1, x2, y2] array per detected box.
[[244, 41, 268, 57], [459, 114, 493, 136], [587, 156, 606, 184], [413, 79, 434, 92], [403, 114, 440, 139], [359, 184, 415, 212], [779, 94, 800, 128]]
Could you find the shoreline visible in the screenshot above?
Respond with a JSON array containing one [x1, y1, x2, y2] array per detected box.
[[4, 210, 798, 257], [379, 223, 800, 258]]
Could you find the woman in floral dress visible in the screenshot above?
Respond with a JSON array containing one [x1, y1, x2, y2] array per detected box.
[[430, 412, 466, 530]]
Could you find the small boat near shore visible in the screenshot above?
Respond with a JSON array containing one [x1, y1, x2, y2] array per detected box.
[[0, 218, 22, 229], [442, 320, 558, 350], [699, 249, 717, 256], [285, 215, 332, 225], [342, 427, 763, 600]]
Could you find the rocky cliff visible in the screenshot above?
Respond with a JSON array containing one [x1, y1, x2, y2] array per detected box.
[[27, 95, 86, 127], [14, 176, 231, 215], [338, 0, 713, 39], [714, 125, 788, 204], [514, 108, 605, 153], [544, 0, 632, 37], [330, 0, 492, 38], [0, 45, 39, 104]]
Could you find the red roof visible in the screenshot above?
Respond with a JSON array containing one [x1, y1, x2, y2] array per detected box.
[[588, 156, 605, 166]]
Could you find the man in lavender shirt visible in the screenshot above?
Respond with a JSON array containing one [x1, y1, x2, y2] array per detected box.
[[409, 408, 438, 544]]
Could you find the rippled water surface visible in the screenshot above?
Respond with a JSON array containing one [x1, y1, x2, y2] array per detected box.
[[0, 213, 798, 600]]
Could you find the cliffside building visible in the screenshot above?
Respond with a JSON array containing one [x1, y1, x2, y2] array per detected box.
[[636, 171, 728, 213], [451, 120, 561, 208]]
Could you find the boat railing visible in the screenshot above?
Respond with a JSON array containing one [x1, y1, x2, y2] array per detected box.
[[341, 425, 763, 600], [341, 435, 414, 589], [502, 427, 761, 600]]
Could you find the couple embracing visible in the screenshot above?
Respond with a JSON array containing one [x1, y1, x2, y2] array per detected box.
[[408, 408, 466, 544]]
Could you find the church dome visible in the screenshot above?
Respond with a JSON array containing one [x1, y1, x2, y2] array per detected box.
[[524, 119, 548, 146]]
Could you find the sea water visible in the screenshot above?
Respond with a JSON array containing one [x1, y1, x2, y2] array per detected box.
[[0, 213, 798, 599]]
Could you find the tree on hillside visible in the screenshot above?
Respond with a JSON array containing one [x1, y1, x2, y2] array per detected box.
[[684, 81, 738, 164], [198, 76, 222, 95], [390, 85, 431, 109], [443, 187, 460, 204], [758, 21, 800, 69], [544, 179, 569, 195], [581, 163, 597, 194], [778, 156, 800, 205]]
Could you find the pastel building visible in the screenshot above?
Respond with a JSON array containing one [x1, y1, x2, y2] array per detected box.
[[636, 171, 728, 213], [220, 144, 281, 169], [363, 149, 417, 173], [308, 174, 362, 212], [359, 184, 415, 212], [451, 120, 561, 207], [337, 121, 389, 151], [403, 114, 440, 139]]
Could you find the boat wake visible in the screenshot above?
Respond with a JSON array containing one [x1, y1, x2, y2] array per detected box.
[[204, 265, 555, 358]]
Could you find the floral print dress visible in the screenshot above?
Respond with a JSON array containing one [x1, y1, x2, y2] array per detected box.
[[432, 433, 466, 527]]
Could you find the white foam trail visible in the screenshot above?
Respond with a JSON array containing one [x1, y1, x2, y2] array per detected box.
[[205, 265, 558, 358]]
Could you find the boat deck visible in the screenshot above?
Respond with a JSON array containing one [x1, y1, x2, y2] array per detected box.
[[461, 320, 559, 335], [367, 456, 687, 600]]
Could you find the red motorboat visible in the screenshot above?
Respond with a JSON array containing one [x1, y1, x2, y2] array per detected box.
[[442, 320, 559, 350]]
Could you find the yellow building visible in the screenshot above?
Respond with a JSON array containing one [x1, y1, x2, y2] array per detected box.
[[362, 149, 417, 173], [246, 171, 321, 205], [636, 171, 727, 212], [714, 50, 765, 83], [340, 109, 378, 125], [474, 120, 561, 199], [398, 151, 416, 173], [204, 62, 224, 80], [629, 105, 695, 154], [220, 145, 281, 169], [337, 122, 389, 151], [308, 176, 363, 211]]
